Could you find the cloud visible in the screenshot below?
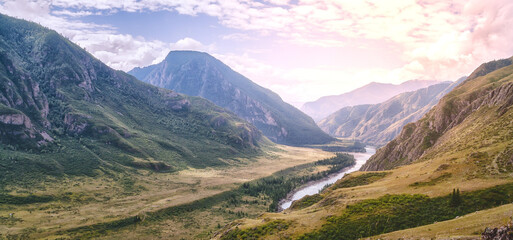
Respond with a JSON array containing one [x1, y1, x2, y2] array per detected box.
[[0, 0, 214, 71], [52, 9, 94, 17], [222, 33, 252, 41], [21, 0, 512, 77], [71, 34, 214, 71]]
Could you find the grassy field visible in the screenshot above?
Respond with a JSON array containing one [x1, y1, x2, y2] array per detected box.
[[0, 145, 335, 239]]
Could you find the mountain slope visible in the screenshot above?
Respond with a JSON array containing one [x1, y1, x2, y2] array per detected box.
[[362, 57, 513, 171], [0, 14, 265, 184], [129, 51, 334, 145], [318, 80, 463, 146], [217, 57, 513, 240], [301, 80, 441, 120]]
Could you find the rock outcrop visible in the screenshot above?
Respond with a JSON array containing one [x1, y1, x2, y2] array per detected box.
[[482, 224, 513, 240], [0, 52, 53, 145]]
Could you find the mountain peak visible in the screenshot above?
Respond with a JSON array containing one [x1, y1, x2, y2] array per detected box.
[[164, 50, 212, 60], [129, 50, 334, 145]]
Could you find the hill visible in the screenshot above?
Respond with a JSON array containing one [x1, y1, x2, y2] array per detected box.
[[216, 57, 513, 240], [362, 57, 513, 171], [129, 51, 334, 145], [318, 80, 463, 146], [0, 14, 265, 185], [301, 80, 441, 121]]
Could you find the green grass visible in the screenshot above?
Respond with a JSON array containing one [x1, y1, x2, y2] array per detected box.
[[305, 140, 366, 153], [331, 172, 390, 190], [409, 173, 452, 187], [297, 182, 513, 240], [221, 219, 292, 240], [0, 194, 54, 204], [289, 194, 324, 210]]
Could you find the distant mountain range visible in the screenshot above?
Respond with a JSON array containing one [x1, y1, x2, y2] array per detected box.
[[0, 14, 265, 183], [129, 51, 334, 145], [318, 78, 465, 146], [301, 80, 442, 121]]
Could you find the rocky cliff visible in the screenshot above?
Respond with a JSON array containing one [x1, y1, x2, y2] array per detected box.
[[129, 51, 334, 145], [362, 58, 513, 171]]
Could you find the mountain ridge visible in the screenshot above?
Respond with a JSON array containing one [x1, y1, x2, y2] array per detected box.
[[301, 79, 442, 120], [318, 79, 464, 146], [129, 50, 334, 145], [0, 14, 265, 183]]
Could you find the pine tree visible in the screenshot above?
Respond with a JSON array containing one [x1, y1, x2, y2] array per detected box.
[[450, 188, 462, 207]]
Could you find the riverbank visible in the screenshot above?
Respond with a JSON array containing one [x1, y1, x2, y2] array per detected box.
[[279, 147, 376, 211]]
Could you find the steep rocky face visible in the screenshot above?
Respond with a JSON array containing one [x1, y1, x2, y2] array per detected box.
[[319, 81, 461, 146], [362, 58, 513, 171], [301, 80, 441, 121], [129, 51, 333, 145], [0, 14, 265, 181], [0, 52, 52, 146]]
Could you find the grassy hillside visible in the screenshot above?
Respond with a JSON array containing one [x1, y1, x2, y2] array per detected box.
[[129, 51, 334, 145], [0, 14, 267, 187], [216, 57, 513, 239], [362, 57, 513, 171]]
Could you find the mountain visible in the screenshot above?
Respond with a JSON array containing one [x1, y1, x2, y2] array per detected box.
[[0, 14, 265, 183], [301, 80, 441, 121], [128, 51, 334, 145], [318, 79, 464, 146], [217, 57, 513, 240], [362, 57, 513, 171]]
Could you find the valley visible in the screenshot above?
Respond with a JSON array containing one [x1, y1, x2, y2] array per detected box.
[[2, 2, 513, 240], [0, 145, 337, 239], [279, 147, 376, 211], [215, 58, 513, 239]]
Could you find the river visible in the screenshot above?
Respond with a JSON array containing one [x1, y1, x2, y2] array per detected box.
[[278, 146, 376, 211]]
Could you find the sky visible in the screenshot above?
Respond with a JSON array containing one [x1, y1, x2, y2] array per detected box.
[[2, 0, 513, 106]]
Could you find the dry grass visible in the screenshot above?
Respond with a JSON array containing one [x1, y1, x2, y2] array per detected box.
[[369, 203, 513, 239], [0, 145, 334, 239]]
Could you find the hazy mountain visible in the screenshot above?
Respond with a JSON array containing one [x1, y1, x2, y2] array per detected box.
[[0, 14, 265, 183], [362, 57, 513, 171], [129, 51, 334, 145], [301, 80, 442, 120], [318, 79, 465, 146]]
